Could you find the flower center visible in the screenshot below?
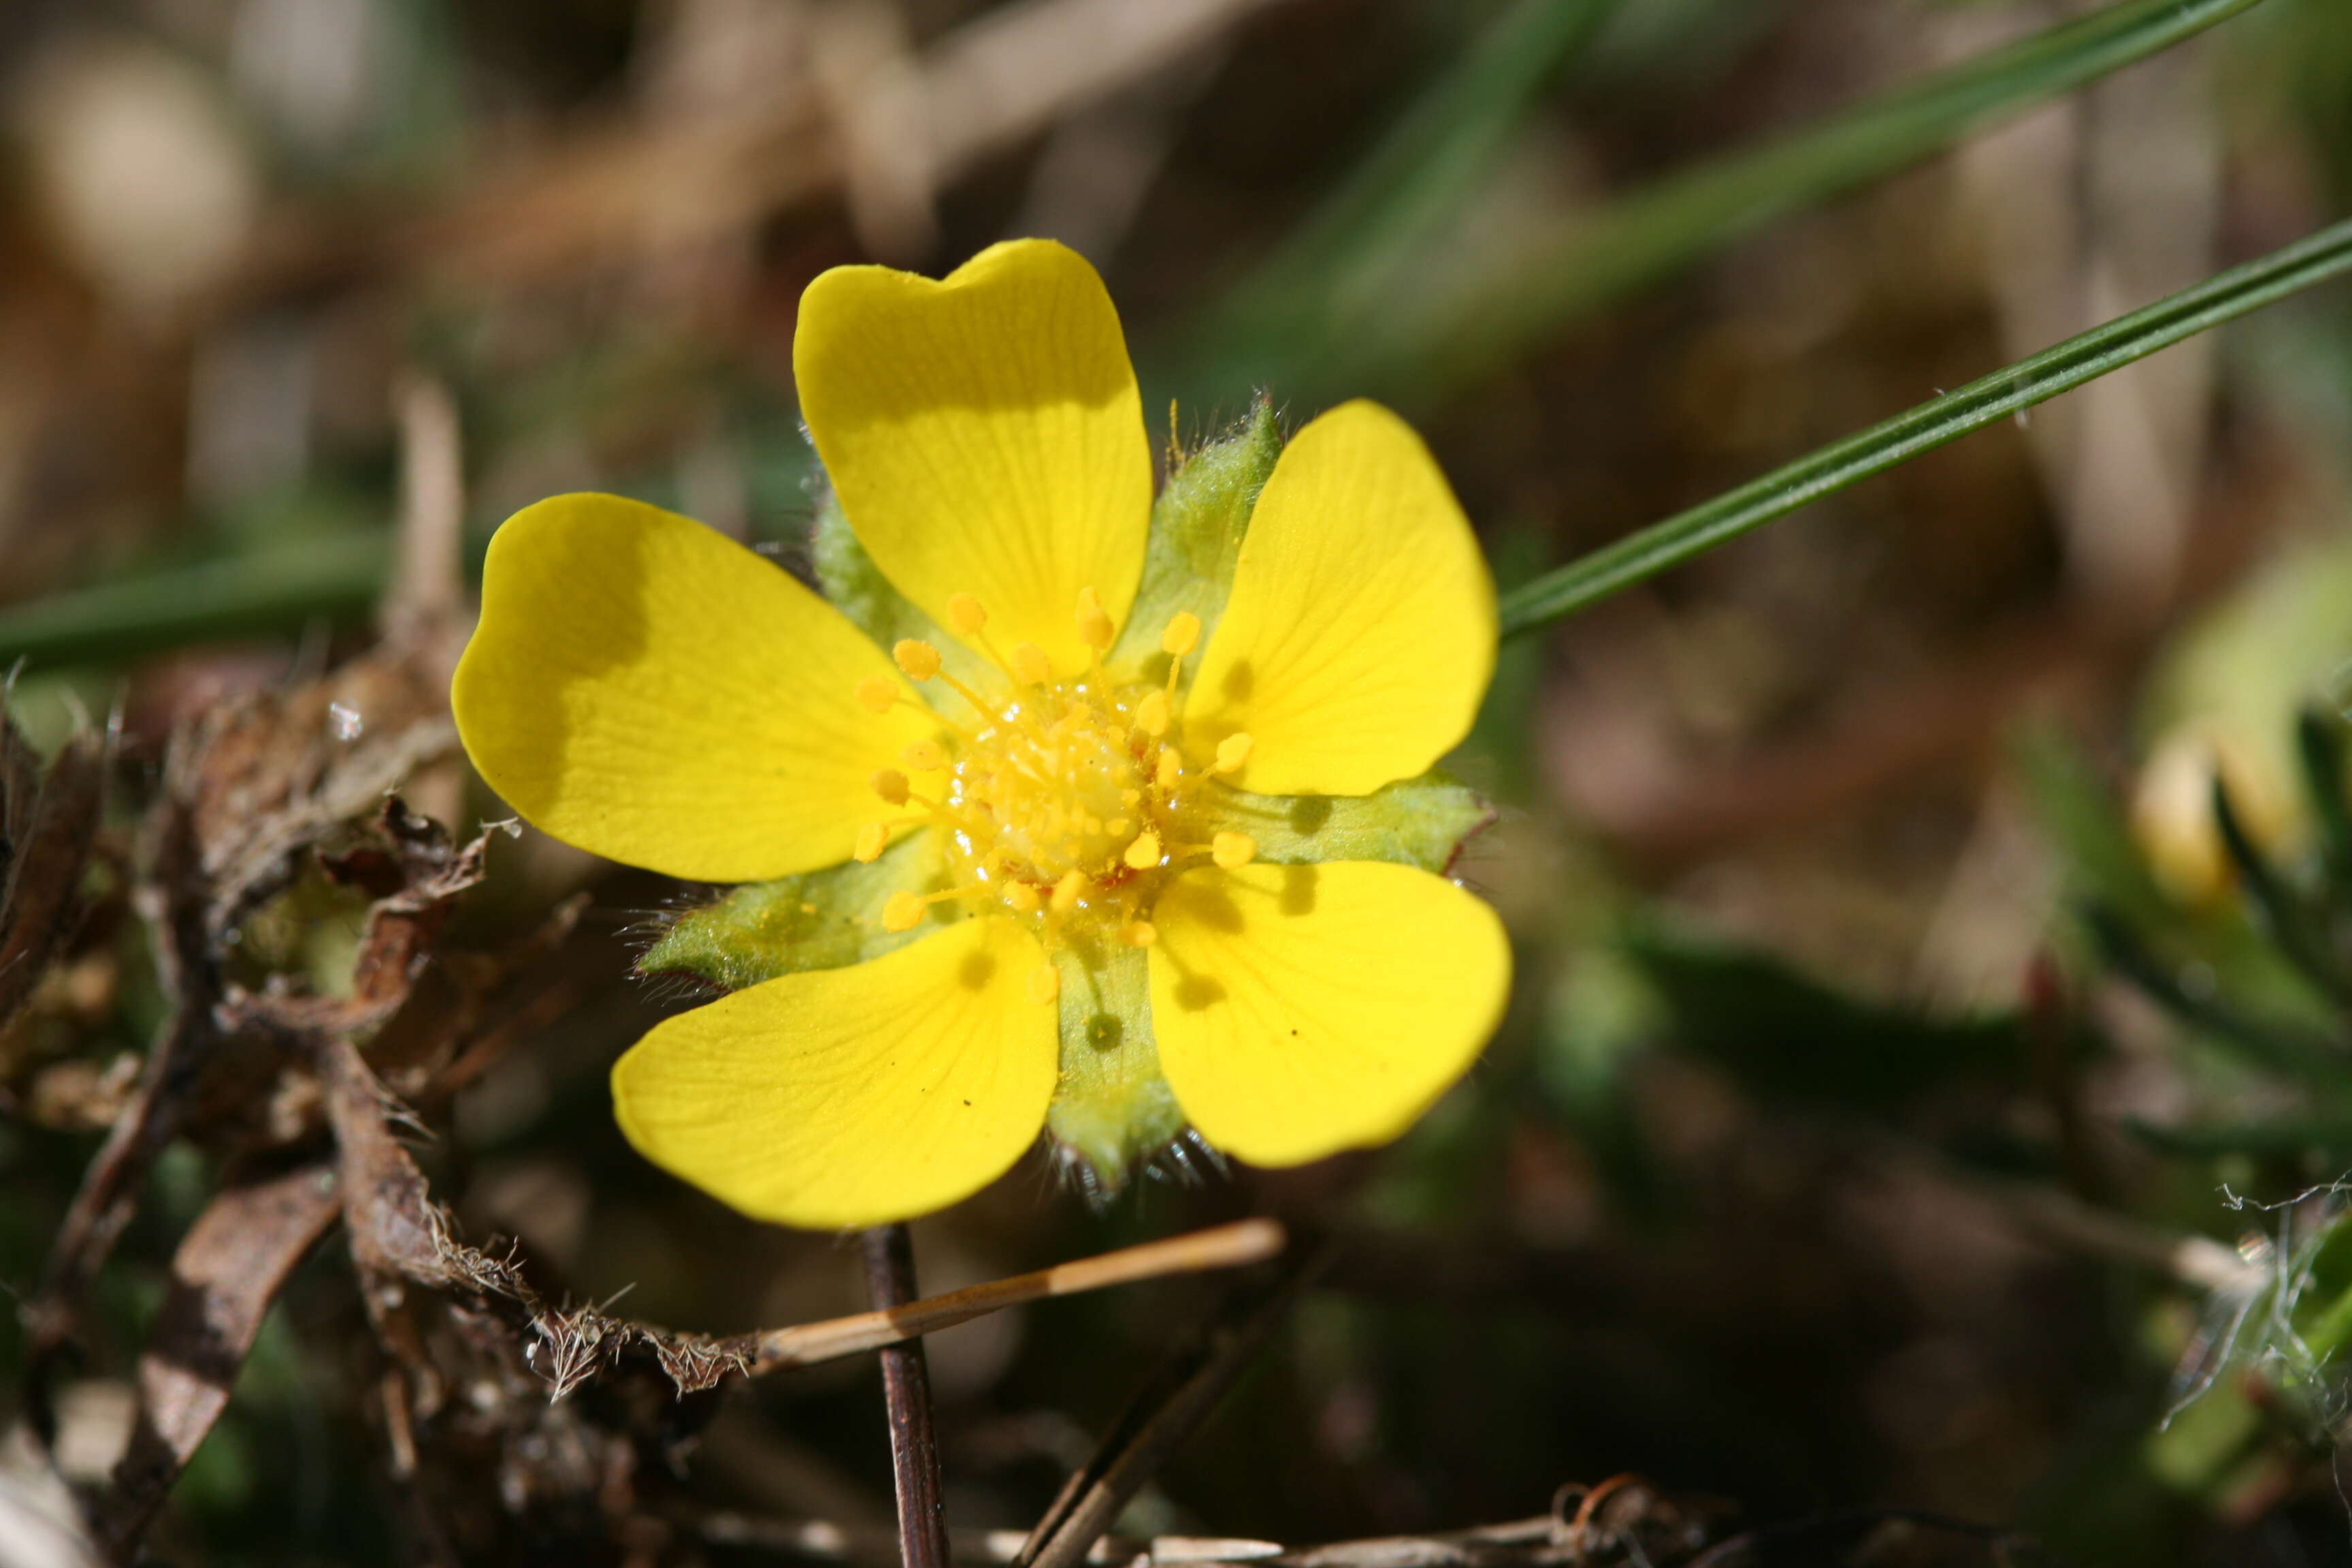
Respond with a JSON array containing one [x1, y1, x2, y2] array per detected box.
[[849, 589, 1258, 1002], [951, 691, 1154, 885]]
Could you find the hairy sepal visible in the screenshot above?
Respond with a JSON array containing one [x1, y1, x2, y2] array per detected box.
[[1193, 768, 1493, 873], [637, 828, 948, 990], [1109, 398, 1281, 679], [1045, 934, 1185, 1199]]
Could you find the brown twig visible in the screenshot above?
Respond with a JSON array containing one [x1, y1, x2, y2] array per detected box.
[[694, 1499, 1733, 1566], [22, 787, 221, 1433], [866, 1224, 953, 1568], [1018, 1240, 1330, 1568]]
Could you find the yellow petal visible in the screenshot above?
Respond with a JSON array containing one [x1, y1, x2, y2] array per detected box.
[[1148, 861, 1509, 1166], [454, 493, 936, 881], [612, 915, 1056, 1228], [1183, 401, 1495, 795], [795, 239, 1151, 678]]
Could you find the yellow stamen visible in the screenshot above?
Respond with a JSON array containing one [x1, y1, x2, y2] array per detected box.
[[1075, 587, 1115, 653], [1011, 642, 1053, 686], [1156, 750, 1182, 791], [1213, 733, 1254, 774], [1028, 964, 1060, 1005], [1161, 612, 1200, 658], [1122, 920, 1158, 947], [872, 768, 911, 806], [855, 823, 889, 863], [881, 891, 926, 932], [1134, 689, 1170, 737], [893, 639, 942, 681], [1212, 831, 1256, 870], [1051, 870, 1088, 914], [901, 738, 947, 772], [947, 593, 988, 636], [855, 677, 898, 715], [1124, 832, 1162, 871], [1004, 881, 1043, 915], [932, 666, 1009, 730]]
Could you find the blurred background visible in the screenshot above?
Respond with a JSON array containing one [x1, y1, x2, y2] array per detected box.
[[4, 0, 2352, 1562]]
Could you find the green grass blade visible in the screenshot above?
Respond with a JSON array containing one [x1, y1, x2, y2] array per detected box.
[[1190, 0, 2266, 405], [0, 533, 391, 670], [1497, 216, 2352, 638], [2210, 774, 2352, 1007], [2296, 708, 2352, 908], [1196, 0, 1618, 363]]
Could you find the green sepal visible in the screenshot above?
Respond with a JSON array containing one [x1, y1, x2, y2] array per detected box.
[[1190, 768, 1494, 874], [636, 830, 947, 991], [1044, 934, 1185, 1198], [808, 487, 998, 712], [1108, 398, 1281, 678]]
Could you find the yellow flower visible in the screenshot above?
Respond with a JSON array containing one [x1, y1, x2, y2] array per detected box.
[[452, 239, 1509, 1229]]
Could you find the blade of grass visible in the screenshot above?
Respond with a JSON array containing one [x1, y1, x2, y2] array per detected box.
[[1250, 0, 2270, 404], [2296, 708, 2352, 910], [1196, 0, 1620, 359], [2210, 775, 2352, 1007], [0, 532, 391, 670], [2082, 903, 2347, 1085], [1498, 215, 2352, 638]]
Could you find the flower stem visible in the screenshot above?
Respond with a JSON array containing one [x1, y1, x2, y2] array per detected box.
[[864, 1223, 952, 1568]]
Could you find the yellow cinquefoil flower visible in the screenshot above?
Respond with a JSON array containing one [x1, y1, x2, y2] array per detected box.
[[453, 240, 1509, 1229]]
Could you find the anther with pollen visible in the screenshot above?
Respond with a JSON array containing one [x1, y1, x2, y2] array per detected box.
[[892, 638, 941, 681], [1075, 587, 1115, 653], [1011, 642, 1054, 686], [1213, 733, 1254, 774], [1212, 832, 1257, 870]]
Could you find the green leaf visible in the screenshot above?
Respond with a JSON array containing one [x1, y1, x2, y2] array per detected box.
[[0, 532, 391, 670], [1209, 0, 2270, 405], [1109, 398, 1281, 676], [1044, 937, 1184, 1198], [636, 829, 944, 990], [1628, 924, 2023, 1110], [1497, 214, 2352, 638], [1190, 770, 1493, 874]]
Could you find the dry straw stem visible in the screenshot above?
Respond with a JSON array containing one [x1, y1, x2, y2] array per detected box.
[[754, 1219, 1287, 1374]]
